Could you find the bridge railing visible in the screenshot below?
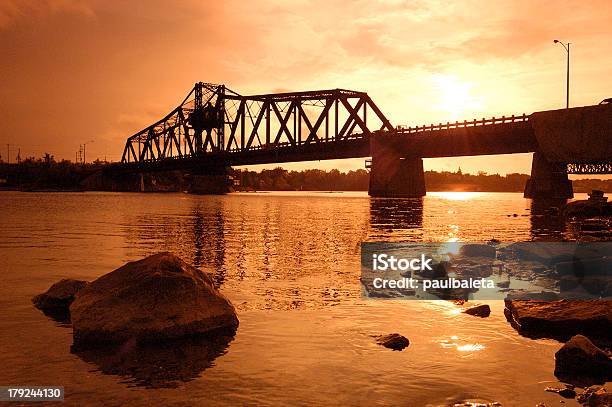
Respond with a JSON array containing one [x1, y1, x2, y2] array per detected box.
[[395, 114, 529, 134]]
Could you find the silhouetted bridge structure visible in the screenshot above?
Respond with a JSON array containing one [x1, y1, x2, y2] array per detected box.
[[116, 83, 612, 198]]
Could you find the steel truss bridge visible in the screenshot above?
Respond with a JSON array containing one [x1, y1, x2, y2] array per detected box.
[[120, 82, 612, 175]]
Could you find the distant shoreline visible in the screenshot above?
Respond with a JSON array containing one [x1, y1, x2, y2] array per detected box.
[[1, 187, 608, 194], [2, 162, 611, 194]]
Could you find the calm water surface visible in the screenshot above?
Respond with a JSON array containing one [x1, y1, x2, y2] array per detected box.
[[0, 191, 590, 406]]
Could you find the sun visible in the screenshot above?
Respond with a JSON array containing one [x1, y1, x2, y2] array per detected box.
[[432, 74, 484, 121]]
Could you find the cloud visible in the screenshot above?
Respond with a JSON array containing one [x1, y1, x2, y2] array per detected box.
[[0, 0, 94, 28], [1, 0, 611, 172]]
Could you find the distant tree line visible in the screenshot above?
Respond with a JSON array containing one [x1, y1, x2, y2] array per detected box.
[[233, 168, 370, 191], [232, 167, 612, 193], [0, 155, 105, 190], [1, 156, 611, 193]]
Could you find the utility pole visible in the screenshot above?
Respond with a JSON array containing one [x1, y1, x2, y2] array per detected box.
[[82, 140, 94, 164], [6, 144, 9, 164]]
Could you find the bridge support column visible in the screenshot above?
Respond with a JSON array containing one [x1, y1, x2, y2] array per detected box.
[[188, 167, 234, 195], [369, 133, 426, 197], [524, 152, 573, 199], [368, 153, 426, 197]]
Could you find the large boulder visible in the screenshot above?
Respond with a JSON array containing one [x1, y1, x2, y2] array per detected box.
[[70, 253, 238, 348], [504, 298, 612, 344], [32, 279, 88, 317], [554, 335, 612, 384]]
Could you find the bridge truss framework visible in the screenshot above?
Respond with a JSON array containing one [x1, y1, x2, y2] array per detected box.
[[121, 83, 394, 164]]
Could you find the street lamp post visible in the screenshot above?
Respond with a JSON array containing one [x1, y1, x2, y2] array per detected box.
[[553, 39, 570, 109], [82, 140, 94, 164]]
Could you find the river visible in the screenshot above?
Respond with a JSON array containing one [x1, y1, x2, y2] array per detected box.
[[0, 191, 592, 406]]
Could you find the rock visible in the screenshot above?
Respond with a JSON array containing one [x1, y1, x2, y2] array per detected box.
[[580, 220, 610, 232], [560, 276, 612, 298], [417, 260, 449, 279], [577, 386, 612, 407], [463, 304, 491, 318], [459, 244, 496, 258], [451, 400, 501, 406], [70, 252, 238, 348], [506, 242, 607, 265], [375, 333, 410, 351], [497, 281, 510, 288], [565, 198, 612, 219], [505, 291, 560, 301], [555, 335, 612, 383], [454, 263, 493, 278], [556, 257, 612, 277], [32, 279, 88, 316], [545, 385, 576, 399], [504, 298, 612, 344]]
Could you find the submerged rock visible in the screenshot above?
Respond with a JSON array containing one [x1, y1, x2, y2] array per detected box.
[[554, 335, 612, 384], [463, 304, 491, 318], [459, 244, 496, 258], [32, 279, 88, 317], [70, 252, 238, 348], [504, 297, 612, 344], [375, 333, 410, 351]]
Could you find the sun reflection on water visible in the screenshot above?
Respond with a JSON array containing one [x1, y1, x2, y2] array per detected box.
[[439, 335, 485, 353], [431, 192, 485, 201]]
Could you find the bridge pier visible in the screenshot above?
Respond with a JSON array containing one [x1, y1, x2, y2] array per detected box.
[[524, 152, 573, 199], [188, 167, 233, 194], [368, 137, 426, 197]]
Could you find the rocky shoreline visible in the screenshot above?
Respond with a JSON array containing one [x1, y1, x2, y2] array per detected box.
[[33, 252, 611, 402]]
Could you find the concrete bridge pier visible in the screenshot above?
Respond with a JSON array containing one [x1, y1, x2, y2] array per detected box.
[[188, 167, 234, 195], [368, 152, 426, 197], [524, 152, 573, 199]]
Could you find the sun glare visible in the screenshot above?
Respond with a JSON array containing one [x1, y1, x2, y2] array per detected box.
[[432, 74, 484, 121], [432, 192, 484, 201]]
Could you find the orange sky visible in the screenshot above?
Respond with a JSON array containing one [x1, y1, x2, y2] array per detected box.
[[1, 0, 611, 175]]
